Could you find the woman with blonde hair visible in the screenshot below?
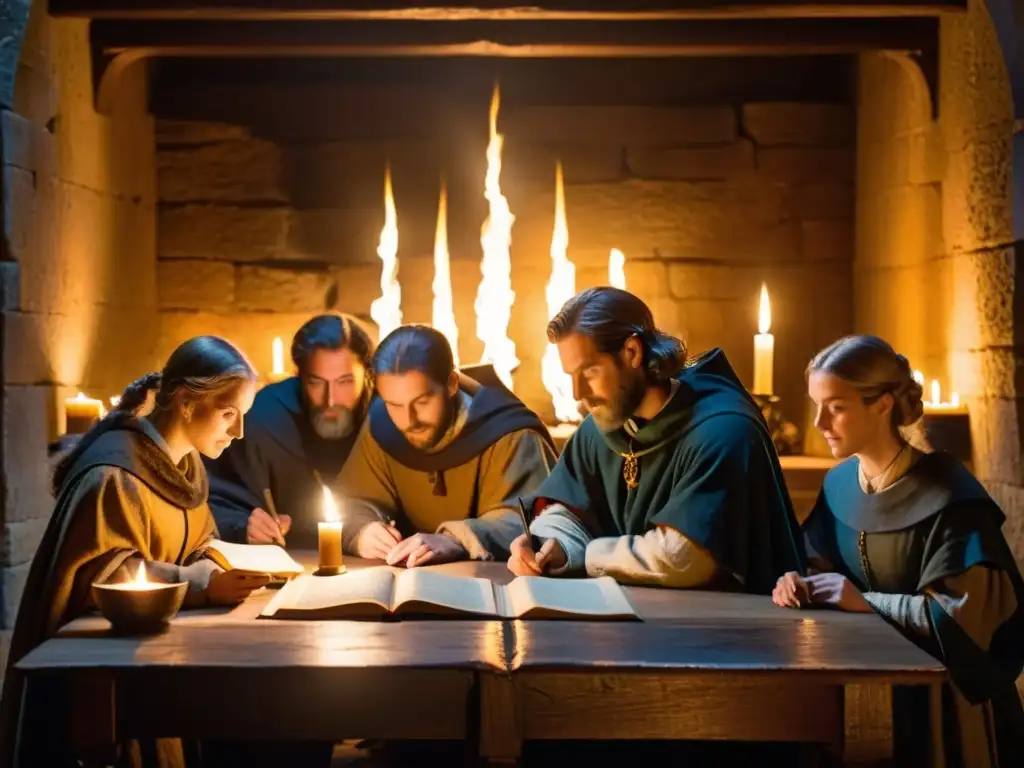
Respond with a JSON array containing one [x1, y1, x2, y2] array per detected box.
[[1, 336, 271, 766], [774, 335, 1024, 767]]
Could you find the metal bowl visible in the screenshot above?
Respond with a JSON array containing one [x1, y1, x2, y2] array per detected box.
[[91, 580, 188, 634]]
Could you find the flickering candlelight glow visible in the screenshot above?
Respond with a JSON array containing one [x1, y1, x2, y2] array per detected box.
[[752, 284, 774, 396], [322, 484, 340, 523], [609, 248, 626, 289], [474, 83, 518, 390], [921, 376, 966, 412], [913, 370, 925, 386], [931, 379, 940, 406], [432, 179, 460, 366], [542, 161, 580, 423], [370, 164, 402, 341], [105, 561, 159, 592]]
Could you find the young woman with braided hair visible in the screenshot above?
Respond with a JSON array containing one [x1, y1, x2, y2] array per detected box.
[[774, 335, 1024, 767], [1, 336, 270, 766]]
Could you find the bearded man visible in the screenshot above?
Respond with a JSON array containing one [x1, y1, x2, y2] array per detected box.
[[340, 324, 557, 567], [507, 287, 805, 592], [206, 313, 375, 550]]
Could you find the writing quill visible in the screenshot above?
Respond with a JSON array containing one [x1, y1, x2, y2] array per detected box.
[[517, 497, 543, 552]]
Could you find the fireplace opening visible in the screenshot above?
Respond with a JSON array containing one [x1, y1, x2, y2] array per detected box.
[[151, 55, 858, 441]]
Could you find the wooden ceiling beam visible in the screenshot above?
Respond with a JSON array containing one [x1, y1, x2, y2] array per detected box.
[[53, 0, 967, 21]]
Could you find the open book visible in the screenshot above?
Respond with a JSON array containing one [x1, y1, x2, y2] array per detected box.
[[205, 540, 304, 579], [259, 566, 640, 621]]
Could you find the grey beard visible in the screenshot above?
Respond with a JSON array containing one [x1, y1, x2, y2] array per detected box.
[[310, 407, 354, 440]]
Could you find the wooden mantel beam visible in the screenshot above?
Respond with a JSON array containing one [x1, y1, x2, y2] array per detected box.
[[53, 0, 968, 21], [93, 18, 938, 58]]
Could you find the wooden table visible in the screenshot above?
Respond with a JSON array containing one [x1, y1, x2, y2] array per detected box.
[[17, 559, 945, 765]]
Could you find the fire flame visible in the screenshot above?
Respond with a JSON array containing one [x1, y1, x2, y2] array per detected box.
[[432, 179, 460, 366], [758, 283, 772, 335], [271, 337, 284, 375], [542, 161, 580, 423], [322, 485, 340, 523], [136, 561, 148, 586], [609, 248, 626, 289], [474, 83, 518, 390], [370, 164, 402, 341]]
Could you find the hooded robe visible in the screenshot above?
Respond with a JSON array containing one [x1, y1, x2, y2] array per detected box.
[[339, 373, 557, 560], [206, 376, 367, 550], [0, 414, 217, 767], [805, 451, 1024, 767], [523, 348, 806, 593]]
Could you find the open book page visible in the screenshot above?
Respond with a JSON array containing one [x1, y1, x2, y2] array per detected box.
[[260, 567, 396, 619], [503, 576, 640, 620], [205, 539, 304, 577], [392, 569, 499, 617]]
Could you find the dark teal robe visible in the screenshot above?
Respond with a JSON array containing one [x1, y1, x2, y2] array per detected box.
[[523, 348, 806, 594], [805, 452, 1024, 766]]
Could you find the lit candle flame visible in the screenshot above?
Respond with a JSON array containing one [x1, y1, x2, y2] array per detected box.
[[431, 178, 460, 367], [109, 395, 121, 408], [136, 561, 148, 586], [370, 163, 402, 341], [931, 379, 940, 405], [322, 485, 340, 524], [474, 83, 518, 390], [542, 161, 580, 423], [758, 283, 771, 335], [609, 248, 626, 290], [272, 337, 284, 375], [912, 370, 925, 386], [951, 392, 960, 407]]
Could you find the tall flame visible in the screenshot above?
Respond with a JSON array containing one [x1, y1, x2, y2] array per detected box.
[[474, 84, 518, 390], [370, 164, 402, 341], [609, 248, 626, 289], [758, 283, 771, 335], [542, 161, 580, 423], [431, 179, 460, 366], [271, 337, 284, 375], [135, 561, 148, 586], [322, 485, 340, 523]]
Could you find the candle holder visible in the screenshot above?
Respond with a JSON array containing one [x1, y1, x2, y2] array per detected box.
[[751, 394, 801, 456], [316, 520, 346, 576], [92, 580, 187, 634]]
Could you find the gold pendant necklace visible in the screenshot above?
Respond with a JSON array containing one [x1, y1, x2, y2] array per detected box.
[[620, 440, 640, 489]]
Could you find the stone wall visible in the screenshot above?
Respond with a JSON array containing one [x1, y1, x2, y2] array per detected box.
[[854, 0, 1024, 564], [156, 95, 855, 422], [0, 8, 158, 674]]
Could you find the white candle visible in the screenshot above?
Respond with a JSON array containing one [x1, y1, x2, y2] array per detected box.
[[931, 379, 940, 406], [317, 486, 345, 575], [609, 248, 626, 289], [752, 283, 774, 395], [951, 392, 960, 408]]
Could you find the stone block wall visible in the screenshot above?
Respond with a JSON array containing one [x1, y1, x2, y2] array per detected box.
[[0, 8, 158, 676], [854, 0, 1024, 568], [156, 97, 855, 423]]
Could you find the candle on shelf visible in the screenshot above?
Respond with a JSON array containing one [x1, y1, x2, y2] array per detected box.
[[931, 379, 940, 406], [317, 485, 345, 576], [752, 283, 774, 396], [65, 392, 105, 435]]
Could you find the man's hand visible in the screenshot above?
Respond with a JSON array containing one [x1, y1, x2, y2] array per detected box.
[[206, 569, 271, 605], [507, 534, 567, 576], [805, 573, 874, 613], [386, 533, 467, 568], [772, 571, 810, 608], [246, 507, 291, 546], [354, 521, 403, 560]]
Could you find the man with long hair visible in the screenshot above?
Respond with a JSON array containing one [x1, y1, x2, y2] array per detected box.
[[206, 313, 375, 550], [508, 287, 805, 592]]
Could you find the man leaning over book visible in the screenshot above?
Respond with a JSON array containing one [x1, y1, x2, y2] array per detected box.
[[508, 288, 806, 593], [339, 325, 558, 567]]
